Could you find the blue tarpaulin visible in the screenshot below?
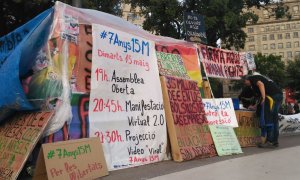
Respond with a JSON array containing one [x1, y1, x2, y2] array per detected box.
[[0, 8, 54, 122]]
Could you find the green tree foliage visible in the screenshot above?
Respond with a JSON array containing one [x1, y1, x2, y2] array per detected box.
[[125, 0, 183, 39], [254, 53, 286, 88], [271, 1, 291, 20], [286, 56, 300, 99], [0, 0, 123, 37], [0, 0, 52, 36], [81, 0, 123, 16], [126, 0, 279, 49], [182, 0, 258, 49]]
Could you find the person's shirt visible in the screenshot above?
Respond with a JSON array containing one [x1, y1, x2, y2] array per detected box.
[[248, 75, 282, 97]]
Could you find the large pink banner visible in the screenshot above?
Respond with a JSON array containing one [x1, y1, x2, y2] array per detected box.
[[198, 44, 248, 79]]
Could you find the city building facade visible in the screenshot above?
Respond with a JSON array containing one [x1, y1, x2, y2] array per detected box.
[[121, 4, 145, 28], [243, 0, 300, 63], [224, 1, 300, 98]]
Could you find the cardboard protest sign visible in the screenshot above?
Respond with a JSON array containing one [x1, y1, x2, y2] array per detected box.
[[0, 111, 54, 179], [209, 125, 243, 156], [156, 52, 190, 79], [33, 137, 108, 180], [198, 44, 248, 79], [160, 76, 216, 162], [184, 12, 207, 44], [89, 24, 167, 170], [234, 111, 261, 147], [155, 44, 202, 87], [202, 98, 239, 127]]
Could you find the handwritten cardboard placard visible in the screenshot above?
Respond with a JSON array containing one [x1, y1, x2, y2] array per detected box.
[[234, 111, 261, 147], [198, 44, 248, 79], [33, 137, 108, 180], [160, 76, 216, 162], [156, 52, 190, 79], [202, 98, 239, 127], [89, 24, 167, 170], [209, 125, 243, 156], [0, 111, 54, 180]]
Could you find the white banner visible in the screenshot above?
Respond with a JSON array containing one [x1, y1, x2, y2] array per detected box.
[[240, 52, 256, 71], [198, 45, 248, 79], [202, 98, 239, 127], [279, 113, 300, 135], [89, 24, 167, 170]]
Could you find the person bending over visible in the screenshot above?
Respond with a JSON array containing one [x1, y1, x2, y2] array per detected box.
[[243, 74, 283, 148]]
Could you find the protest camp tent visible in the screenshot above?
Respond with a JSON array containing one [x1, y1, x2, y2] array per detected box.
[[0, 2, 262, 176], [0, 1, 201, 133], [0, 2, 208, 175], [0, 1, 208, 171]]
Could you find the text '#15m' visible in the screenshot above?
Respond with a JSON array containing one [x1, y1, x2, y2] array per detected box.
[[99, 30, 150, 56]]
